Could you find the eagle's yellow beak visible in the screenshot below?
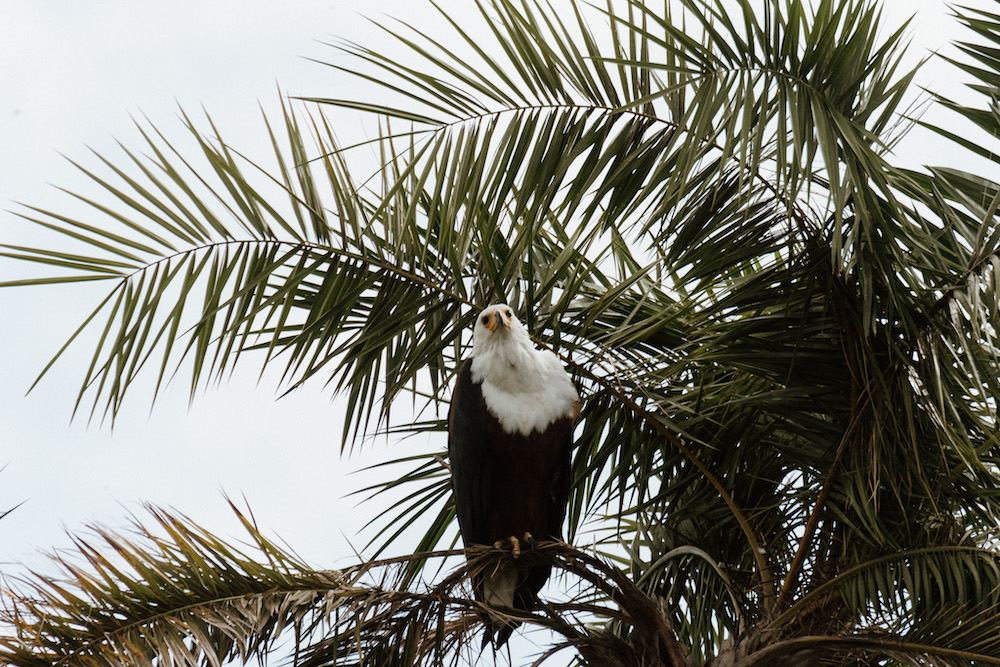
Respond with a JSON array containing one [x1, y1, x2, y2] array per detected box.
[[481, 309, 511, 332]]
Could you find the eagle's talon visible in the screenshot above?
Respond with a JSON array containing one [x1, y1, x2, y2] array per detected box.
[[509, 535, 521, 559], [524, 532, 536, 551], [493, 540, 504, 550]]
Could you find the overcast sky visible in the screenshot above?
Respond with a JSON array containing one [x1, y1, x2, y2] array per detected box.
[[0, 0, 993, 660], [0, 0, 477, 583]]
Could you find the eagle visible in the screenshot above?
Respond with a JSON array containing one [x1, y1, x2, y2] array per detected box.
[[447, 303, 580, 646]]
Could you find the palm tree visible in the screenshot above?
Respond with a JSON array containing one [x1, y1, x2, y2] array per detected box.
[[4, 0, 1000, 664]]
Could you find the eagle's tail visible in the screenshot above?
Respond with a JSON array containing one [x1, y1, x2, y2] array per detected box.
[[481, 621, 517, 651], [478, 564, 521, 648], [475, 561, 553, 650]]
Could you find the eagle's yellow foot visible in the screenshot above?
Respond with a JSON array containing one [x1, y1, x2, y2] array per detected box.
[[510, 535, 521, 558], [493, 536, 522, 558], [524, 532, 536, 551]]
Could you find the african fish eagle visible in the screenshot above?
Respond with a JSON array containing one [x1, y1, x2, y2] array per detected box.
[[447, 303, 580, 646]]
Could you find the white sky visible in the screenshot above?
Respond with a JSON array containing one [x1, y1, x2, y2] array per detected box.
[[0, 1, 407, 566], [0, 0, 994, 662]]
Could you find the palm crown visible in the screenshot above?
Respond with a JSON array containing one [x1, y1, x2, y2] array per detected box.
[[4, 0, 1000, 664]]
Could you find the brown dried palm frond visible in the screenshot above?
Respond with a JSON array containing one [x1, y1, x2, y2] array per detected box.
[[0, 502, 689, 667]]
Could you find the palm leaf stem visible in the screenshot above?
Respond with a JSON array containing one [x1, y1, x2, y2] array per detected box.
[[126, 239, 476, 315], [32, 238, 478, 397], [774, 379, 864, 611], [347, 548, 466, 571], [310, 95, 819, 240]]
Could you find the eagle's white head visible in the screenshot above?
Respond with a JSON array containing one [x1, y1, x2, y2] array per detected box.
[[472, 303, 530, 357], [470, 303, 579, 435]]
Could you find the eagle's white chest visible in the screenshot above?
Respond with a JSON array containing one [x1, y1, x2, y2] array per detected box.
[[471, 342, 578, 437]]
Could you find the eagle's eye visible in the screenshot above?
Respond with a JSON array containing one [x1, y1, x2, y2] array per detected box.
[[481, 316, 490, 325], [505, 309, 512, 318]]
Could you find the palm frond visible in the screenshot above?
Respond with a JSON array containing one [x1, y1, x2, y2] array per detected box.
[[1, 502, 351, 666], [1, 505, 693, 667]]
